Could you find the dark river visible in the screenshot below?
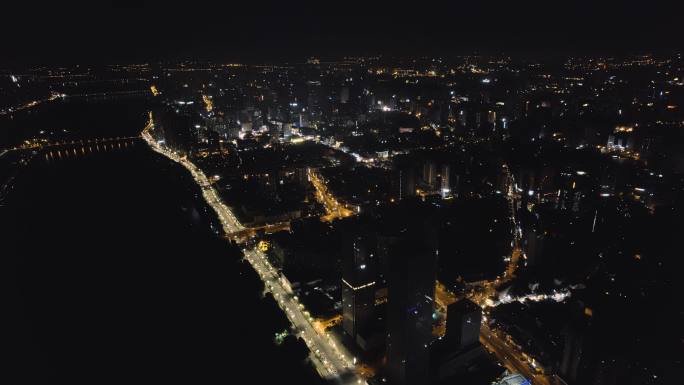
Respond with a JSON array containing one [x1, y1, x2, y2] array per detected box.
[[1, 99, 323, 384]]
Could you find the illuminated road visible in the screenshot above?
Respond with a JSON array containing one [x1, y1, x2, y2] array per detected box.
[[142, 114, 243, 233], [244, 248, 363, 383], [458, 166, 556, 384], [474, 168, 560, 385], [225, 221, 291, 242], [504, 247, 522, 279], [500, 164, 523, 281], [142, 114, 364, 384], [481, 325, 551, 385], [308, 168, 355, 221], [435, 280, 457, 310]]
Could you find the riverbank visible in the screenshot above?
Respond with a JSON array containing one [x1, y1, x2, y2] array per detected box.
[[1, 103, 323, 385]]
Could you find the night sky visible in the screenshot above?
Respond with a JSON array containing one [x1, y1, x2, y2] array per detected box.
[[3, 1, 682, 65]]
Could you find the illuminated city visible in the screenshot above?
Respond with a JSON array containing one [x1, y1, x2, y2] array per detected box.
[[2, 2, 682, 385]]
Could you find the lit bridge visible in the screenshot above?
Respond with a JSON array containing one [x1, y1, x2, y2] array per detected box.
[[39, 137, 141, 160]]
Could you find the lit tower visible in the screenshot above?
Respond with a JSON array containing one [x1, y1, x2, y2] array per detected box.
[[342, 237, 376, 341]]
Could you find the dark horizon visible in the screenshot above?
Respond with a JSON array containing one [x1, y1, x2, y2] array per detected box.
[[3, 1, 682, 66]]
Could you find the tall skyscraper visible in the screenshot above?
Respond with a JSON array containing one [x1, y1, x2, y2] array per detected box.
[[394, 166, 416, 201], [340, 86, 350, 104], [306, 80, 323, 124], [558, 301, 627, 385], [423, 161, 437, 190], [386, 237, 437, 385], [439, 164, 450, 198], [560, 305, 594, 384], [342, 237, 376, 342], [445, 299, 482, 350], [522, 226, 545, 267], [430, 299, 486, 382]]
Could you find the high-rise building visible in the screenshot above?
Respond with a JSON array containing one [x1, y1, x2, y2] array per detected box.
[[522, 226, 545, 267], [340, 86, 350, 104], [445, 299, 482, 350], [558, 302, 627, 385], [423, 161, 437, 190], [394, 165, 416, 201], [306, 80, 323, 123], [487, 110, 497, 125], [439, 164, 450, 198], [342, 237, 376, 341], [430, 299, 486, 382], [560, 305, 593, 384], [386, 237, 437, 385]]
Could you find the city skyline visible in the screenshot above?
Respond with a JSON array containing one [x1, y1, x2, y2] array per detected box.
[[2, 5, 683, 385]]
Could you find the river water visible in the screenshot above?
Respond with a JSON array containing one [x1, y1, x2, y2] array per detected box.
[[1, 100, 322, 384]]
